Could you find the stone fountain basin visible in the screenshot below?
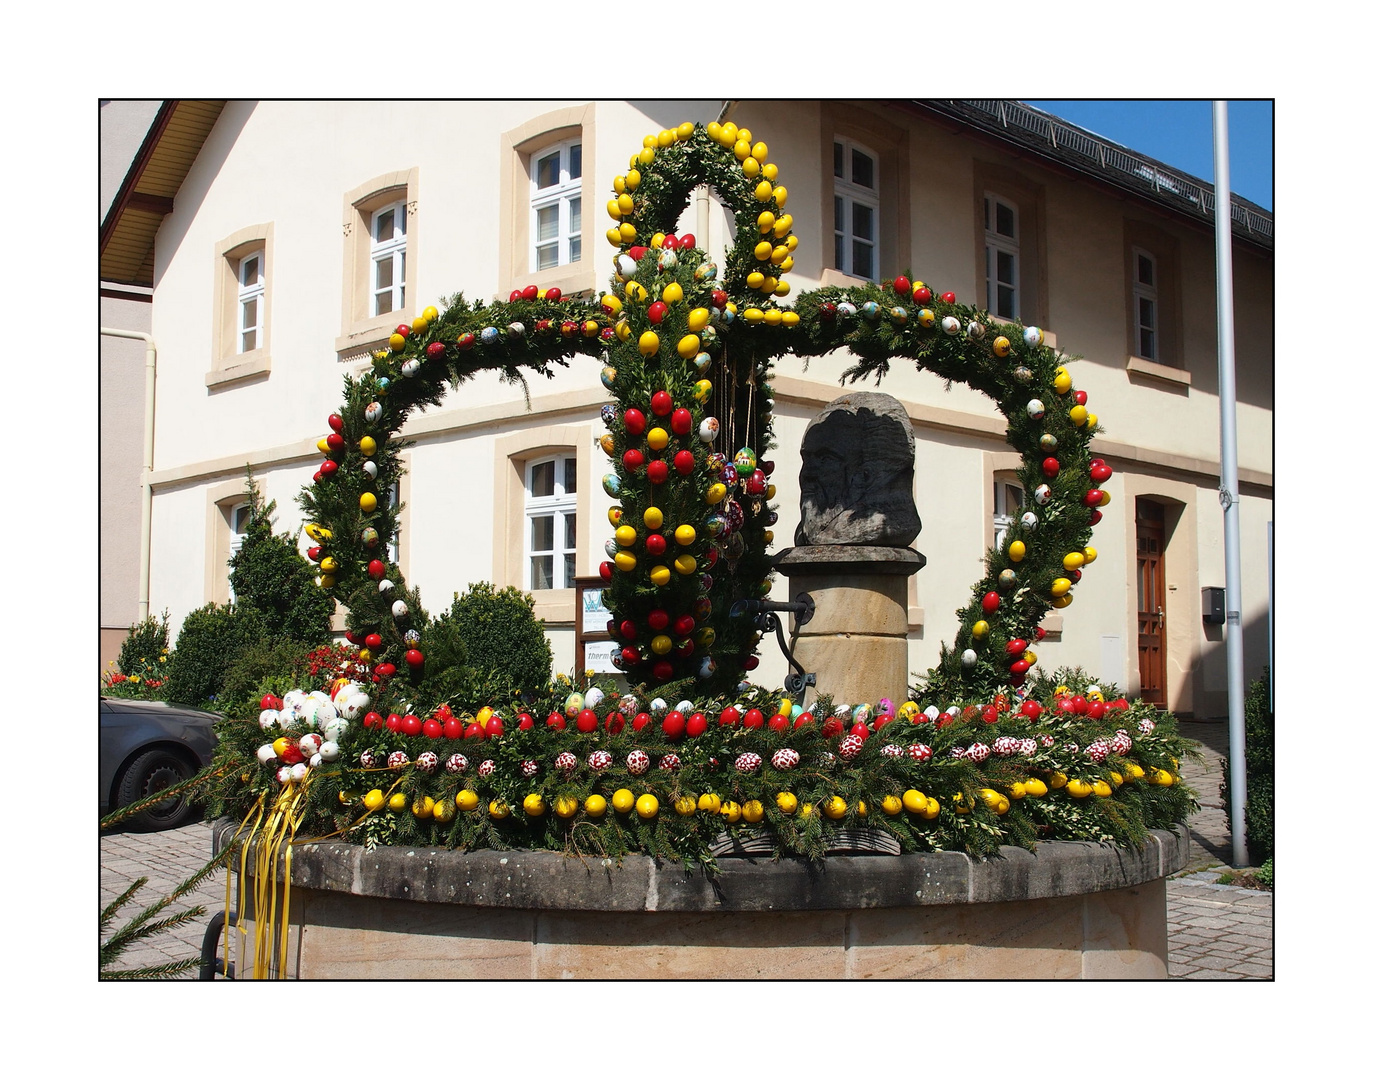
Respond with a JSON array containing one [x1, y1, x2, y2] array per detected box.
[[211, 820, 1187, 979]]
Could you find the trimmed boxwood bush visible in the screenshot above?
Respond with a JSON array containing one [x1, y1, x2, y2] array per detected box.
[[117, 610, 171, 677], [167, 603, 266, 709], [229, 473, 334, 646], [1222, 669, 1273, 862], [433, 583, 552, 699]]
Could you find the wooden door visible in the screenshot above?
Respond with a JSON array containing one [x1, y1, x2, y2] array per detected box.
[[1136, 500, 1167, 705]]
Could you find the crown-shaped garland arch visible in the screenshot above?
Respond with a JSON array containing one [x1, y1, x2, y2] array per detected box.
[[300, 119, 1113, 706]]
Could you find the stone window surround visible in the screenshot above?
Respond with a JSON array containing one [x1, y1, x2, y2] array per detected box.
[[492, 424, 592, 627], [1123, 218, 1187, 386], [209, 223, 274, 389], [972, 160, 1047, 330], [336, 168, 419, 358], [204, 477, 253, 605], [499, 105, 598, 303], [818, 102, 910, 287]]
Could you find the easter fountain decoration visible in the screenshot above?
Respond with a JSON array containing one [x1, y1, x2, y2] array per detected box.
[[205, 119, 1195, 977]]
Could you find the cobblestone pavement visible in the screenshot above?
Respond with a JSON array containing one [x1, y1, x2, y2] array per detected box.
[[99, 818, 225, 980], [98, 719, 1270, 980], [1168, 720, 1273, 980]]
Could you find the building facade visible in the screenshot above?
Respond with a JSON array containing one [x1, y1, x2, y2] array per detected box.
[[100, 99, 1273, 717]]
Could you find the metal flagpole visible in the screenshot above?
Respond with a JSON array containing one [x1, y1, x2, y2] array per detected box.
[[1212, 101, 1249, 868]]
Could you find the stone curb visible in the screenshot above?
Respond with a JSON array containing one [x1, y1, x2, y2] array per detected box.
[[212, 819, 1187, 914]]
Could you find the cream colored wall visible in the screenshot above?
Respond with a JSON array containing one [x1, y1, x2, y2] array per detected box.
[[142, 100, 1272, 713]]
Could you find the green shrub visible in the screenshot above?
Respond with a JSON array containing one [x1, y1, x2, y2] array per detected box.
[[116, 610, 171, 677], [167, 603, 266, 709], [432, 583, 551, 700], [1254, 857, 1273, 889], [1222, 669, 1273, 862], [229, 472, 334, 647], [218, 637, 315, 718]]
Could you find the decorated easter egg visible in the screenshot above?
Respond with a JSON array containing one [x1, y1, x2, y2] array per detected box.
[[698, 417, 720, 442], [392, 600, 409, 619], [603, 473, 621, 496], [1023, 326, 1044, 348], [734, 447, 757, 475], [941, 316, 961, 335], [1026, 399, 1046, 420], [480, 326, 500, 344], [1020, 511, 1038, 531], [365, 402, 383, 423]]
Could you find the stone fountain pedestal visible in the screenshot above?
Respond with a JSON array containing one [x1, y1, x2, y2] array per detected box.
[[773, 545, 924, 705]]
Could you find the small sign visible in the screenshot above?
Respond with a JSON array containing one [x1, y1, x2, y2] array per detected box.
[[581, 587, 608, 631], [583, 638, 620, 674]]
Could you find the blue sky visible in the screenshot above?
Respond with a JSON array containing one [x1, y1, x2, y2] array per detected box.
[[1023, 100, 1273, 211]]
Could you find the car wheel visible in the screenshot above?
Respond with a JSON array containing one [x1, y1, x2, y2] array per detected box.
[[116, 749, 198, 832]]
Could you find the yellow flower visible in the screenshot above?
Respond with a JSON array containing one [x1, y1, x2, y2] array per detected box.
[[129, 676, 141, 683], [159, 656, 167, 663]]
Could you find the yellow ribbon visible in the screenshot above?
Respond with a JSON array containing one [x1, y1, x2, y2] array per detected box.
[[221, 794, 265, 981]]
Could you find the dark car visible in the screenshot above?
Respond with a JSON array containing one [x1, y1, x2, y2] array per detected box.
[[100, 697, 221, 831]]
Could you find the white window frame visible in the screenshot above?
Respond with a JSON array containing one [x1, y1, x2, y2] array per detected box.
[[993, 479, 1024, 551], [386, 481, 401, 566], [237, 251, 264, 354], [228, 501, 252, 601], [985, 192, 1020, 320], [370, 199, 407, 317], [833, 137, 879, 281], [530, 139, 582, 273], [524, 453, 577, 591], [1133, 246, 1160, 362]]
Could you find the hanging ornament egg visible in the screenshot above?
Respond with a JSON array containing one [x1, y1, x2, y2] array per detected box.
[[602, 473, 621, 496], [917, 309, 936, 328], [962, 649, 979, 668], [998, 569, 1017, 590], [480, 326, 500, 344], [378, 579, 395, 594], [362, 460, 378, 479], [1008, 539, 1026, 562], [1013, 366, 1034, 384], [1042, 457, 1060, 479], [747, 471, 767, 495], [707, 452, 727, 474], [391, 599, 409, 619], [993, 336, 1012, 357], [966, 321, 985, 339], [658, 249, 678, 271], [692, 380, 712, 404], [889, 306, 908, 325], [600, 433, 615, 455], [1040, 433, 1058, 451], [722, 463, 738, 485], [365, 402, 383, 423], [1026, 399, 1046, 419], [1023, 326, 1044, 348], [401, 358, 422, 377], [698, 417, 720, 442], [604, 538, 619, 558], [941, 316, 961, 335], [1020, 511, 1038, 531], [1034, 484, 1051, 505], [601, 403, 618, 426], [376, 376, 390, 394], [734, 447, 757, 476], [862, 301, 882, 321], [359, 492, 378, 512], [971, 620, 990, 639], [694, 261, 718, 282], [601, 366, 616, 390], [836, 301, 857, 318], [693, 352, 713, 375]]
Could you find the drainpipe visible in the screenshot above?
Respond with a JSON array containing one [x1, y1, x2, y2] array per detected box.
[[100, 327, 157, 624]]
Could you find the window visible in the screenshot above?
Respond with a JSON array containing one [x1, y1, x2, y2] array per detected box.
[[531, 140, 582, 272], [211, 224, 273, 387], [985, 193, 1020, 320], [336, 169, 418, 359], [1133, 247, 1159, 362], [972, 163, 1045, 326], [993, 479, 1023, 550], [386, 481, 401, 566], [237, 253, 264, 353], [370, 201, 407, 317], [819, 105, 909, 289], [1123, 222, 1186, 379], [525, 454, 577, 592], [500, 106, 597, 301], [227, 502, 251, 601], [833, 138, 879, 281]]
